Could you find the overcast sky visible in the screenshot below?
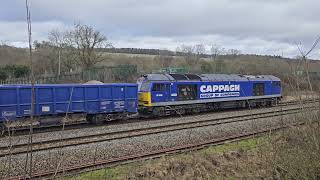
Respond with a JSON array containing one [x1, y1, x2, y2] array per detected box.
[[0, 0, 319, 59]]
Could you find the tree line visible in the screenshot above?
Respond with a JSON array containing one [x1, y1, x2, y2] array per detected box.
[[1, 22, 302, 82], [101, 45, 242, 59], [32, 22, 246, 75]]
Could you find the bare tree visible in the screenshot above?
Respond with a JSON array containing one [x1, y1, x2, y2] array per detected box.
[[69, 23, 112, 70], [175, 46, 181, 54], [48, 29, 67, 75], [227, 48, 241, 57], [32, 40, 57, 75], [0, 40, 9, 46], [195, 44, 206, 57], [210, 44, 222, 60], [158, 49, 173, 68], [180, 44, 197, 67], [295, 36, 320, 92], [47, 29, 78, 74], [178, 44, 206, 71]]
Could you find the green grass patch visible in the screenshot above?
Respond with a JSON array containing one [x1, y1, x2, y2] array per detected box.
[[67, 165, 131, 180], [70, 136, 266, 179], [201, 136, 266, 155]]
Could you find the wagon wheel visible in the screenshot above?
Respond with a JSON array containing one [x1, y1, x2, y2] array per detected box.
[[261, 101, 267, 107], [87, 115, 103, 125], [0, 124, 5, 135], [213, 103, 220, 110], [238, 101, 246, 108]]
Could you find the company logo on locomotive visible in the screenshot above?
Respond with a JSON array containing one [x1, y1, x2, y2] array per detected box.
[[200, 84, 240, 93], [199, 84, 241, 99]]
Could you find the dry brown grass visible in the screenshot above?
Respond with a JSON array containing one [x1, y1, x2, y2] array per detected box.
[[74, 107, 320, 180], [122, 150, 268, 180], [261, 113, 320, 180]]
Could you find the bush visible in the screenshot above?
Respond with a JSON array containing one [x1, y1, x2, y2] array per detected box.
[[112, 64, 138, 82], [0, 69, 8, 81], [263, 110, 320, 179], [0, 65, 30, 80], [200, 61, 214, 73], [11, 65, 30, 78], [213, 59, 227, 73]]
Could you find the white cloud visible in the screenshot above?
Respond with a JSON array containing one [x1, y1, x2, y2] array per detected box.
[[0, 20, 70, 45], [0, 0, 319, 59]]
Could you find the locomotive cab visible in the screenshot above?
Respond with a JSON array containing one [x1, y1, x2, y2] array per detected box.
[[137, 74, 174, 107], [137, 77, 152, 106]]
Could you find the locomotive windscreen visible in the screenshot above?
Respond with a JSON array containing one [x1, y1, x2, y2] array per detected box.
[[185, 74, 201, 80], [169, 74, 188, 80]]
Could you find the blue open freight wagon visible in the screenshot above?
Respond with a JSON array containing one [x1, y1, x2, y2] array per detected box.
[[0, 83, 138, 124]]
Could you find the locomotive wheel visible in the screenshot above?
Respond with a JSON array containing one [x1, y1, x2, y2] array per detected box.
[[152, 107, 166, 116], [192, 108, 201, 114], [237, 101, 246, 108], [213, 103, 220, 110], [176, 108, 186, 115], [248, 101, 256, 108]]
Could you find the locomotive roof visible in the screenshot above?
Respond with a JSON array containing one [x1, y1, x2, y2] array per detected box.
[[142, 74, 280, 82]]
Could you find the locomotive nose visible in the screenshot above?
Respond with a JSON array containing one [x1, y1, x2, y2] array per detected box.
[[138, 92, 151, 106]]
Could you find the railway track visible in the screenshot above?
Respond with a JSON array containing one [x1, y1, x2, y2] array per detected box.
[[0, 102, 317, 158], [1, 99, 318, 137], [9, 114, 315, 180]]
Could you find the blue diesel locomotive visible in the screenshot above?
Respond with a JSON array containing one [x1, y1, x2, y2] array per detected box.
[[0, 73, 281, 127], [137, 74, 281, 116]]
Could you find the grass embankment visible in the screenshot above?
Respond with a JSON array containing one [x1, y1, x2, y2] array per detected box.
[[71, 136, 268, 180], [71, 110, 320, 180]]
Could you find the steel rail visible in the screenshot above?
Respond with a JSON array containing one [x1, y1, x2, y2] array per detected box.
[[0, 103, 317, 158], [8, 118, 313, 180], [1, 99, 317, 137]]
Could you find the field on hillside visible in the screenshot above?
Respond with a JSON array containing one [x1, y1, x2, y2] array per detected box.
[[1, 46, 320, 94], [2, 46, 320, 75]]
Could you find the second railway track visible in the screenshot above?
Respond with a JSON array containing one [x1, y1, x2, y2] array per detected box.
[[9, 115, 317, 180], [1, 99, 317, 137], [0, 102, 317, 158]]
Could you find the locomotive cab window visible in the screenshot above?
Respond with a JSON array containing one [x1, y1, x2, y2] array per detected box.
[[139, 82, 150, 91], [272, 81, 281, 87], [253, 83, 264, 96], [177, 85, 197, 101], [152, 83, 166, 91]]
